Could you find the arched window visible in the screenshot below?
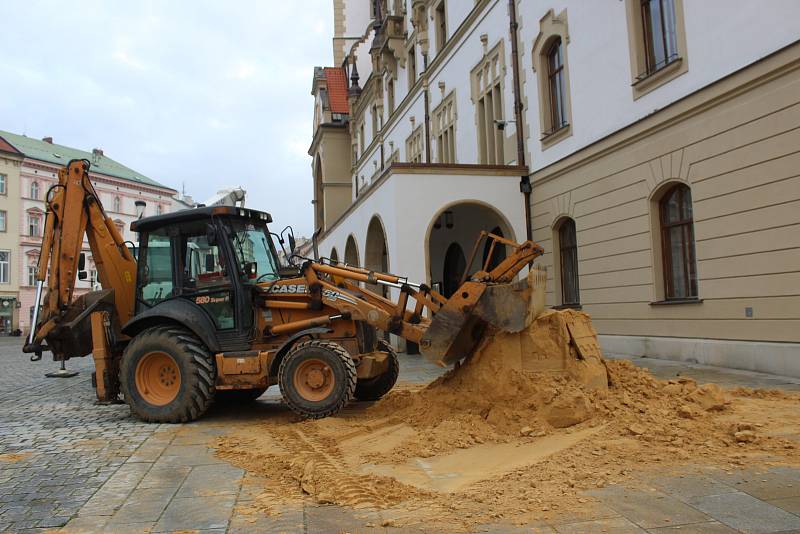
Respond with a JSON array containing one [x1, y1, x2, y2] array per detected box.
[[659, 184, 697, 299], [156, 204, 163, 216], [547, 38, 568, 133], [558, 218, 580, 306], [30, 181, 39, 200], [113, 196, 121, 212]]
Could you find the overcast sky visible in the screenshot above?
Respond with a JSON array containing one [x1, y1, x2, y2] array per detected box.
[[0, 0, 333, 237]]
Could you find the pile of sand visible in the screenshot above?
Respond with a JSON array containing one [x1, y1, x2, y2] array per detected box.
[[215, 310, 800, 531]]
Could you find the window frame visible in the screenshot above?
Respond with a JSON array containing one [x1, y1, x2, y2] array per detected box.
[[556, 218, 580, 307], [432, 91, 457, 164], [532, 9, 573, 148], [470, 40, 506, 165], [405, 126, 424, 163], [113, 196, 121, 212], [28, 214, 41, 237], [546, 38, 568, 135], [0, 210, 6, 233], [30, 181, 39, 200], [0, 174, 6, 195], [0, 251, 9, 284], [659, 184, 698, 301], [625, 0, 688, 99], [434, 0, 447, 54]]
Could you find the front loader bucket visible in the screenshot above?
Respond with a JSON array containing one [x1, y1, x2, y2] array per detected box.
[[420, 267, 547, 366]]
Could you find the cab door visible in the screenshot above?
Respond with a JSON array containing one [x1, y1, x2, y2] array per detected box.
[[174, 220, 245, 349]]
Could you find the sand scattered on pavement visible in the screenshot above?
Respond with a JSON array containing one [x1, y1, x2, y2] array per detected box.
[[215, 311, 800, 531]]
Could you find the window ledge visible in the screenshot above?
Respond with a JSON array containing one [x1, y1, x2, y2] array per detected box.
[[552, 303, 582, 311], [649, 298, 703, 306], [541, 123, 572, 148], [631, 57, 686, 98]]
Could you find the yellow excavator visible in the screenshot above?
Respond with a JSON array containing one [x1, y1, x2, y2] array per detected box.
[[24, 159, 551, 423]]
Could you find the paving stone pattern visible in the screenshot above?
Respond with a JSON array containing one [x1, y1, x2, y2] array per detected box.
[[2, 337, 800, 533]]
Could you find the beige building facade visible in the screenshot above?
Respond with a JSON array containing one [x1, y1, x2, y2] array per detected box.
[[0, 139, 23, 333], [310, 0, 800, 375], [534, 43, 800, 376]]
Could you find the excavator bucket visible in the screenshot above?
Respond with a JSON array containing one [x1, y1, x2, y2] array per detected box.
[[420, 267, 547, 366]]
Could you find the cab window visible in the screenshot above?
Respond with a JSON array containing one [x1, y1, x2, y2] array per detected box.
[[139, 230, 174, 306], [229, 220, 279, 283], [178, 224, 229, 290]]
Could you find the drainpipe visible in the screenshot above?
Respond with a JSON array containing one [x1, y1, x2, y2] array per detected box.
[[508, 0, 533, 242], [422, 55, 432, 163]]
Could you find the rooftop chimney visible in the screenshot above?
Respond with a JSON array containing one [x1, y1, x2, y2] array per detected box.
[[42, 137, 53, 144]]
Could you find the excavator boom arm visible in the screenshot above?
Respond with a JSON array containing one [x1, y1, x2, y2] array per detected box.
[[25, 159, 137, 358]]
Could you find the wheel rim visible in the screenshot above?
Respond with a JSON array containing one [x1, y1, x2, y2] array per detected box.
[[135, 351, 181, 406], [294, 358, 335, 402]]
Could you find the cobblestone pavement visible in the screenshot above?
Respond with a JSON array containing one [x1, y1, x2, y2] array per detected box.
[[1, 337, 800, 533]]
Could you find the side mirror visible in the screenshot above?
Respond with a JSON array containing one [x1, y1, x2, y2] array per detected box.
[[205, 254, 215, 272], [206, 223, 217, 246]]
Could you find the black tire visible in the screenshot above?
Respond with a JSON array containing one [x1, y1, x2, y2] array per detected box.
[[278, 340, 356, 419], [354, 341, 400, 401], [215, 388, 267, 403], [120, 326, 215, 423]]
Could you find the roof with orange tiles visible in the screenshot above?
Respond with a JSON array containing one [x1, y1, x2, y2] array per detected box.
[[324, 67, 349, 114], [0, 135, 20, 156]]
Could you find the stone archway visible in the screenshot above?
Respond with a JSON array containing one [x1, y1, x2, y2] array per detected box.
[[427, 202, 515, 293], [344, 235, 360, 266], [365, 216, 389, 297]]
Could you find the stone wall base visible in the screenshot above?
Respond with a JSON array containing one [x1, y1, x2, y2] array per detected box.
[[599, 335, 800, 379]]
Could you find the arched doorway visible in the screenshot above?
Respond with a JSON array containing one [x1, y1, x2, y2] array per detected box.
[[330, 247, 339, 264], [365, 216, 389, 297], [442, 242, 466, 298], [344, 235, 360, 267], [427, 202, 514, 293]]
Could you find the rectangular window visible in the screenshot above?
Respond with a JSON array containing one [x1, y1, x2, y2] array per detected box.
[[472, 45, 505, 165], [28, 215, 40, 237], [0, 174, 6, 195], [641, 0, 678, 75], [405, 126, 424, 163], [28, 265, 37, 287], [435, 1, 447, 52], [408, 43, 417, 90], [387, 78, 395, 115], [476, 82, 503, 164], [0, 251, 9, 284], [433, 92, 457, 164], [0, 211, 6, 232]]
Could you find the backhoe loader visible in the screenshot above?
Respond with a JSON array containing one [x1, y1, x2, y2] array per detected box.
[[24, 159, 548, 423]]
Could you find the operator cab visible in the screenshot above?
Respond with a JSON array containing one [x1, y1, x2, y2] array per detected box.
[[130, 207, 282, 348]]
